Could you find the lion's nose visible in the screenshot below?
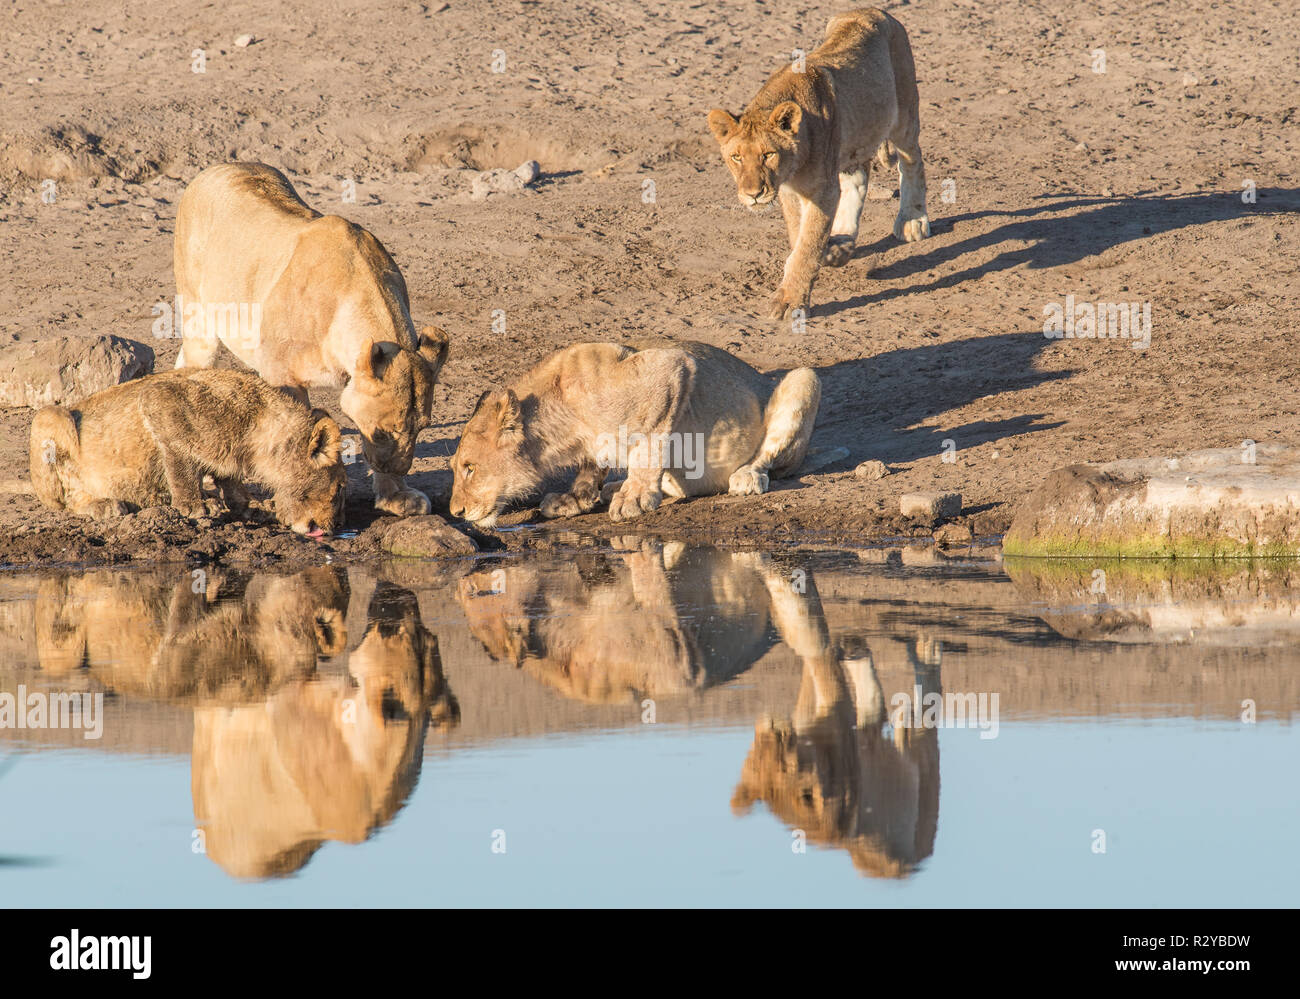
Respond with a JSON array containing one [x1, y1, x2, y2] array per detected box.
[[449, 499, 464, 518]]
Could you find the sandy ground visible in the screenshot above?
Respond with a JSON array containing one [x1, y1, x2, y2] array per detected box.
[[0, 0, 1297, 565]]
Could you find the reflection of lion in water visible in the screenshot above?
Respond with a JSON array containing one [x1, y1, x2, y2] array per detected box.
[[459, 541, 940, 878], [457, 543, 776, 704], [192, 582, 458, 879], [731, 579, 939, 878], [32, 566, 349, 700], [23, 567, 456, 880]]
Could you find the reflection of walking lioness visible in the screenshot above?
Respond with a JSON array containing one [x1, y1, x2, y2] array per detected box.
[[450, 341, 844, 526], [732, 575, 940, 879]]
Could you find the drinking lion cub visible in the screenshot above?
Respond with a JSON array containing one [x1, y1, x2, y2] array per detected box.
[[449, 341, 843, 526], [708, 7, 930, 319], [30, 368, 346, 536]]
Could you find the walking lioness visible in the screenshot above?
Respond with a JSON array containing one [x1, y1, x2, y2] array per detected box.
[[707, 8, 930, 319], [173, 162, 448, 517], [449, 341, 842, 526]]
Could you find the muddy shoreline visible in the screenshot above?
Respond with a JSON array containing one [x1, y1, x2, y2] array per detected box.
[[0, 482, 1009, 571]]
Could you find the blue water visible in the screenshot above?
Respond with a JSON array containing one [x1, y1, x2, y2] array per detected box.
[[2, 720, 1294, 907]]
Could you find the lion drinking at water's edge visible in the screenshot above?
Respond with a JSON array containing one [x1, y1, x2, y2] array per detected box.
[[172, 162, 448, 517], [707, 7, 931, 320], [448, 340, 846, 526], [28, 368, 346, 537]]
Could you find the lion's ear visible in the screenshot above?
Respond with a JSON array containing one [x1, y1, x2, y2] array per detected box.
[[495, 389, 523, 440], [769, 101, 802, 136], [707, 109, 738, 143], [308, 413, 343, 467], [354, 338, 388, 382], [418, 325, 450, 379]]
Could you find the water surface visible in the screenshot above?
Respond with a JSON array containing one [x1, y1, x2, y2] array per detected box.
[[1, 544, 1295, 906]]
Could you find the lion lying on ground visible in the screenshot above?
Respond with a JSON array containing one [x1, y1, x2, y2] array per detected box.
[[29, 368, 346, 536], [707, 7, 930, 319], [173, 162, 448, 516], [448, 341, 845, 526]]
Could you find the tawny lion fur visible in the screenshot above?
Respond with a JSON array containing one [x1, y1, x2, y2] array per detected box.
[[29, 368, 346, 536], [708, 7, 930, 320], [172, 162, 448, 516], [449, 340, 841, 526]]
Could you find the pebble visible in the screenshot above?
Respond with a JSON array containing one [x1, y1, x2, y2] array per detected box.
[[854, 459, 889, 480]]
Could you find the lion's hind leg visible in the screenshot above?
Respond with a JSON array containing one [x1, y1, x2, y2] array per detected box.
[[29, 407, 131, 519], [29, 406, 78, 511], [824, 169, 868, 268], [890, 131, 929, 243], [728, 368, 821, 495]]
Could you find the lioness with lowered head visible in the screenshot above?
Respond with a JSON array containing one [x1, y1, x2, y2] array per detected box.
[[449, 341, 843, 526], [30, 368, 346, 537], [173, 162, 448, 516], [708, 7, 930, 319]]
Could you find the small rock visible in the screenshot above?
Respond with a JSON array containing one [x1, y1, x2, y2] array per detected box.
[[514, 160, 541, 184], [854, 459, 890, 480], [0, 335, 154, 408], [934, 522, 974, 546], [234, 34, 254, 47], [1182, 72, 1199, 87], [900, 491, 963, 521], [377, 515, 478, 558], [470, 161, 541, 201]]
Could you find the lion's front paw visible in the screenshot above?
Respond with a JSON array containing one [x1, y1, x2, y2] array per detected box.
[[768, 285, 811, 322], [374, 486, 431, 517], [608, 481, 663, 522], [728, 467, 770, 496], [823, 236, 854, 268], [86, 499, 129, 520], [175, 499, 219, 520], [894, 215, 931, 242], [540, 490, 594, 519]]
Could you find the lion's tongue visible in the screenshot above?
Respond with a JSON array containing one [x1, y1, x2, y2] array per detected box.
[[307, 528, 325, 539]]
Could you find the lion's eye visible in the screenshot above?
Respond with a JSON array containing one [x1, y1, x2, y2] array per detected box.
[[463, 464, 474, 479], [730, 154, 741, 164], [764, 152, 777, 163]]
